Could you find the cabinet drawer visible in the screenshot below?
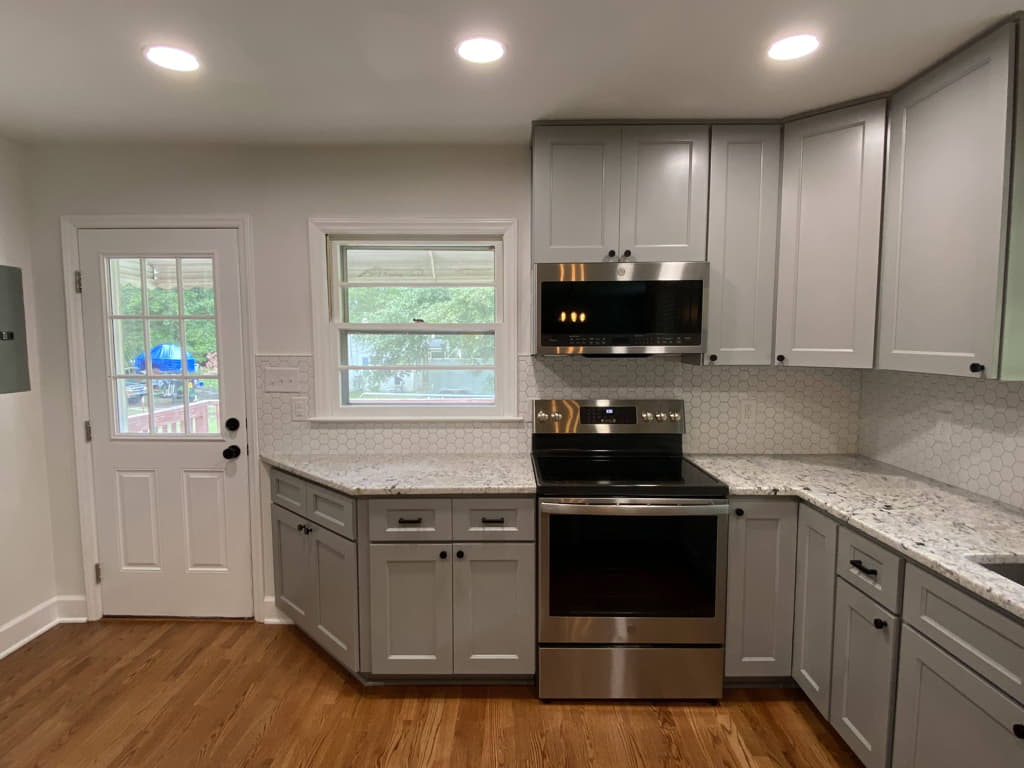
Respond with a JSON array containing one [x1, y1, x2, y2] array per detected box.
[[452, 498, 535, 541], [269, 468, 306, 515], [307, 483, 356, 542], [368, 498, 453, 541], [904, 564, 1024, 704], [837, 526, 904, 614]]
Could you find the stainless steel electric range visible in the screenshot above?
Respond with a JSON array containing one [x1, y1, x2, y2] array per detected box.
[[532, 398, 729, 700]]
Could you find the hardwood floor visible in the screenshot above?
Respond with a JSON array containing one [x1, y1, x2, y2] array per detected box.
[[0, 621, 860, 768]]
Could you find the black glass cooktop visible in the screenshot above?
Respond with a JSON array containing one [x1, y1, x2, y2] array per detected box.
[[532, 454, 728, 498]]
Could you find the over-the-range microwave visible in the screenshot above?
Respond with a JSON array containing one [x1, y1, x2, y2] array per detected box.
[[535, 260, 709, 355]]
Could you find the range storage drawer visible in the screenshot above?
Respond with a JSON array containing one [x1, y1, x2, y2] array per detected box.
[[837, 526, 904, 614], [452, 498, 535, 541], [903, 564, 1024, 704], [269, 468, 306, 515], [307, 483, 356, 541], [368, 498, 453, 541]]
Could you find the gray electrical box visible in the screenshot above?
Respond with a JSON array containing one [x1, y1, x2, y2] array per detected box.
[[0, 264, 31, 393]]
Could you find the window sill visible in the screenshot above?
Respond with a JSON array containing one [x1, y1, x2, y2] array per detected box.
[[307, 415, 525, 424]]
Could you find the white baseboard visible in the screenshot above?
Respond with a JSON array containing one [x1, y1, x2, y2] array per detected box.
[[0, 595, 88, 660], [261, 596, 293, 625]]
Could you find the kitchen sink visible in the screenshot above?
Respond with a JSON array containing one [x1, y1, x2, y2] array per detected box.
[[976, 561, 1024, 587]]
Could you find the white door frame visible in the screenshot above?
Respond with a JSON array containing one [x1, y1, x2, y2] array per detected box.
[[60, 215, 265, 621]]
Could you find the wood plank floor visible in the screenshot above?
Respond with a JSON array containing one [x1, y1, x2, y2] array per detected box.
[[0, 621, 860, 768]]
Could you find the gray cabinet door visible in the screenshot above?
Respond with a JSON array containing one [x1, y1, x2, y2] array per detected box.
[[619, 125, 709, 262], [369, 543, 453, 675], [310, 526, 359, 671], [878, 25, 1014, 377], [452, 543, 536, 675], [706, 125, 781, 365], [532, 126, 622, 263], [792, 503, 839, 717], [776, 101, 886, 368], [829, 579, 899, 768], [725, 497, 797, 677], [892, 626, 1024, 768], [271, 504, 315, 631]]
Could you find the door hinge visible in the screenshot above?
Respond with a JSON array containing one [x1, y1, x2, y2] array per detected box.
[[84, 420, 93, 442], [74, 270, 83, 294], [94, 562, 102, 584]]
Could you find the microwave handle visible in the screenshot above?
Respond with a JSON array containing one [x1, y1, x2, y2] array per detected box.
[[540, 501, 729, 518]]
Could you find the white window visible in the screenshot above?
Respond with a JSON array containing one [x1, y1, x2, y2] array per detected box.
[[311, 223, 517, 421]]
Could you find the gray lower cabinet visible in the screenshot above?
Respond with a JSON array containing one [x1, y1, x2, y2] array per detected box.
[[271, 504, 316, 632], [792, 503, 838, 716], [829, 579, 899, 768], [892, 626, 1024, 767], [725, 498, 797, 677], [310, 526, 359, 671], [452, 543, 535, 675], [369, 543, 453, 675]]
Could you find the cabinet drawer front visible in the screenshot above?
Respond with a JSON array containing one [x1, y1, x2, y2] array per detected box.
[[452, 498, 535, 541], [904, 564, 1024, 704], [269, 468, 306, 514], [837, 526, 904, 614], [368, 498, 453, 541], [307, 483, 356, 541], [892, 626, 1024, 768]]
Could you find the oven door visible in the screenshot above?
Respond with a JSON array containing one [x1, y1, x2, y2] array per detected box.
[[539, 498, 728, 644]]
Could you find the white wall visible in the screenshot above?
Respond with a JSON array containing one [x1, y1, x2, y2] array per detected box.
[[0, 138, 60, 640], [25, 143, 532, 597]]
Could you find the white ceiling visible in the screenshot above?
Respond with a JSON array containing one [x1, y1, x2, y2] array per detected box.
[[1, 0, 1020, 144]]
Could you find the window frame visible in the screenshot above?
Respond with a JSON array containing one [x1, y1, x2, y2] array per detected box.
[[308, 218, 519, 422]]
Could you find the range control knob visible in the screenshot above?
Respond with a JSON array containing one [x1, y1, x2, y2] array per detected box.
[[641, 411, 654, 423], [668, 411, 681, 422], [551, 412, 564, 422], [536, 410, 550, 422], [655, 412, 668, 422]]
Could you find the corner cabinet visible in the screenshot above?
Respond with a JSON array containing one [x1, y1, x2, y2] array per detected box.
[[532, 124, 709, 263], [775, 101, 886, 368], [706, 126, 781, 365], [878, 24, 1015, 378]]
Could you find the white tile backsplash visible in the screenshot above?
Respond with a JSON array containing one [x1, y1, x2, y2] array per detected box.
[[256, 355, 862, 456]]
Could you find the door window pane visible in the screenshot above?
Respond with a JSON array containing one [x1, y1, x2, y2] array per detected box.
[[111, 319, 146, 374], [188, 378, 220, 434], [184, 319, 218, 374], [182, 259, 215, 316], [114, 378, 151, 434], [342, 368, 495, 405], [145, 258, 180, 315], [145, 319, 185, 374], [151, 383, 187, 434], [108, 258, 143, 315]]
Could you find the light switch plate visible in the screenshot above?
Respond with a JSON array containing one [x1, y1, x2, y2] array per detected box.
[[264, 367, 303, 393]]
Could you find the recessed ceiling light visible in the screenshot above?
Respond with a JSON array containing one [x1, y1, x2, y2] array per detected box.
[[768, 34, 820, 61], [457, 37, 505, 64], [144, 45, 200, 72]]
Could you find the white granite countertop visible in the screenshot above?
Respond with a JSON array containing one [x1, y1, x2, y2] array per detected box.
[[690, 454, 1024, 622], [263, 453, 537, 497]]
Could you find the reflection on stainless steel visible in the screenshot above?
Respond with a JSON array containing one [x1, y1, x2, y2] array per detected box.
[[538, 647, 724, 700], [533, 398, 686, 434]]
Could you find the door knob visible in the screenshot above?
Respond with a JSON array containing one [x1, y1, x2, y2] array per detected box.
[[225, 417, 240, 431], [223, 445, 241, 460]]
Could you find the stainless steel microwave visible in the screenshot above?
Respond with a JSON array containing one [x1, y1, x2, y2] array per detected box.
[[535, 261, 709, 355]]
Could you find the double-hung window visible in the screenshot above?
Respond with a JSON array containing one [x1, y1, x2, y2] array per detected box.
[[320, 236, 515, 419]]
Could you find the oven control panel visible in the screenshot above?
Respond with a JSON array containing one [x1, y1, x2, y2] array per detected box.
[[533, 399, 685, 434]]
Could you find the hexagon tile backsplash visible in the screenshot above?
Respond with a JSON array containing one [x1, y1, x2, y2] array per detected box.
[[256, 355, 861, 456], [859, 370, 1024, 509]]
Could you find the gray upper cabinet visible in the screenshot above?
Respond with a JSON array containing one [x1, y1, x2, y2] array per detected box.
[[532, 126, 622, 263], [792, 503, 839, 716], [830, 579, 900, 768], [619, 125, 709, 262], [878, 25, 1015, 378], [532, 124, 709, 263], [892, 626, 1024, 768], [271, 504, 316, 632], [311, 526, 359, 671], [452, 543, 535, 675], [725, 497, 797, 677], [776, 101, 886, 368], [369, 543, 453, 675], [706, 126, 781, 365]]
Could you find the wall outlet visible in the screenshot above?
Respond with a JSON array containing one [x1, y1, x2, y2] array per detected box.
[[291, 396, 309, 421], [264, 367, 303, 393], [741, 399, 757, 423]]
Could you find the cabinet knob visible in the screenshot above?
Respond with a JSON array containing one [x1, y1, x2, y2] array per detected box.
[[970, 362, 985, 373], [708, 354, 718, 362], [734, 508, 744, 517], [456, 550, 464, 559], [776, 354, 786, 363], [622, 249, 632, 258], [873, 618, 888, 630], [439, 550, 448, 560], [1012, 723, 1024, 738], [607, 250, 616, 259]]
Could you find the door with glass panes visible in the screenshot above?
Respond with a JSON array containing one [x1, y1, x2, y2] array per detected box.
[[79, 228, 252, 616]]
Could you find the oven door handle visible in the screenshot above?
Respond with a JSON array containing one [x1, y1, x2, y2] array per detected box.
[[540, 502, 729, 517]]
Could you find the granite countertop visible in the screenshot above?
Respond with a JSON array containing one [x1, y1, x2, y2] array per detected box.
[[262, 453, 537, 497], [689, 454, 1024, 622]]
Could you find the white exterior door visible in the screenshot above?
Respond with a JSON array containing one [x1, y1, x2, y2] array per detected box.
[[79, 228, 252, 617]]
